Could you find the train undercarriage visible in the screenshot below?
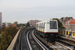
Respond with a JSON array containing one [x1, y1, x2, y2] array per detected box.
[[36, 30, 58, 42]]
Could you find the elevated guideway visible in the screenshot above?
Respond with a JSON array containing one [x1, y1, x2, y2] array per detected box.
[[7, 27, 30, 50], [7, 26, 75, 50]]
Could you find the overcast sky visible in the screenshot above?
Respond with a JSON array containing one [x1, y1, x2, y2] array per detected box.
[[0, 0, 75, 23]]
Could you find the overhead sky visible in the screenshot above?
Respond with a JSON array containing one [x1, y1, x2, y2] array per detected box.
[[0, 0, 75, 23]]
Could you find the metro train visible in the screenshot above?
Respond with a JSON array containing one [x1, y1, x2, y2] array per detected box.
[[36, 20, 58, 42]]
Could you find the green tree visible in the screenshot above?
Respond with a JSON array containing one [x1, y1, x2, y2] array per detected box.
[[0, 26, 18, 50], [53, 18, 65, 29], [17, 24, 20, 27], [0, 27, 5, 34], [26, 22, 30, 27], [17, 23, 26, 27], [13, 21, 18, 24]]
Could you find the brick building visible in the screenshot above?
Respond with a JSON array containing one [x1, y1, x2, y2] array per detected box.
[[11, 24, 16, 27], [65, 19, 75, 30], [2, 23, 16, 28], [0, 12, 2, 29], [29, 20, 40, 27], [60, 17, 73, 24], [5, 23, 11, 27]]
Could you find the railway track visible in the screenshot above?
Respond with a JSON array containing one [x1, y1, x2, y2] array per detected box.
[[58, 39, 75, 46], [58, 36, 75, 46], [25, 29, 49, 50], [32, 30, 49, 50], [21, 28, 35, 50], [27, 30, 33, 50], [57, 37, 75, 50], [21, 30, 28, 50], [34, 30, 74, 50], [21, 28, 74, 50], [27, 30, 42, 50], [34, 30, 56, 50], [55, 41, 73, 50]]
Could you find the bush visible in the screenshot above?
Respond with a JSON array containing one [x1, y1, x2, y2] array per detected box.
[[0, 26, 18, 50]]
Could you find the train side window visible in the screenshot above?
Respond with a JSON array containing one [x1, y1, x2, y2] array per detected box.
[[74, 26, 75, 29], [36, 24, 37, 28], [37, 24, 38, 29], [42, 23, 43, 31], [40, 23, 41, 31], [44, 23, 45, 28], [38, 24, 39, 29], [39, 24, 40, 30]]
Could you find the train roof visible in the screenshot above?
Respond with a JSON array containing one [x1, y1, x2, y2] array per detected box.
[[36, 20, 57, 24]]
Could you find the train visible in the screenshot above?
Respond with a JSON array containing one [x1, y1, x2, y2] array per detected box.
[[35, 20, 58, 42]]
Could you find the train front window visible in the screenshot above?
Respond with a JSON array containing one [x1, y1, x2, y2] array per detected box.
[[50, 21, 57, 29]]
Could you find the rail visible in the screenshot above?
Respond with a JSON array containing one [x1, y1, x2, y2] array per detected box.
[[55, 41, 73, 50], [32, 30, 49, 50], [27, 31, 32, 50]]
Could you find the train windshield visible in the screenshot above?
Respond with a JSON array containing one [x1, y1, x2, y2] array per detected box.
[[50, 21, 57, 29]]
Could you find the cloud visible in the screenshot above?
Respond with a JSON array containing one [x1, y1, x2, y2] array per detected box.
[[2, 6, 75, 23], [1, 0, 75, 23]]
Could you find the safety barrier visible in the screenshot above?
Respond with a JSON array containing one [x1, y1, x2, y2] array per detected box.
[[59, 30, 75, 37]]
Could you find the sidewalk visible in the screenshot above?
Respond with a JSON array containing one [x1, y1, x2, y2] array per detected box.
[[58, 34, 75, 42]]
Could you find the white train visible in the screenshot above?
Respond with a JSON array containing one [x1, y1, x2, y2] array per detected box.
[[36, 20, 58, 41]]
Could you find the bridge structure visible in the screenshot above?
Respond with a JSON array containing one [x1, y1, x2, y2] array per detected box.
[[7, 27, 29, 50], [7, 27, 75, 50]]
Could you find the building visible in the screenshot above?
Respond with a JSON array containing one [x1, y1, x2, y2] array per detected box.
[[11, 24, 16, 27], [2, 23, 6, 28], [60, 17, 73, 24], [5, 23, 11, 27], [2, 23, 16, 28], [0, 12, 2, 29], [65, 19, 75, 30], [29, 20, 40, 27]]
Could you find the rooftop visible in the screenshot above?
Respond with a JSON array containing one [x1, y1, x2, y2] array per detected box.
[[66, 19, 75, 24]]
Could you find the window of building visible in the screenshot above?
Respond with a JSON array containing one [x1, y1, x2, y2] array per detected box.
[[68, 20, 71, 24], [68, 26, 69, 29], [74, 26, 75, 29]]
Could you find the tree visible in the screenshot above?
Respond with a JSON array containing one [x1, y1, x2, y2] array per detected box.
[[0, 26, 18, 50], [17, 23, 26, 27], [26, 22, 30, 27], [53, 18, 65, 29], [13, 21, 18, 24]]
